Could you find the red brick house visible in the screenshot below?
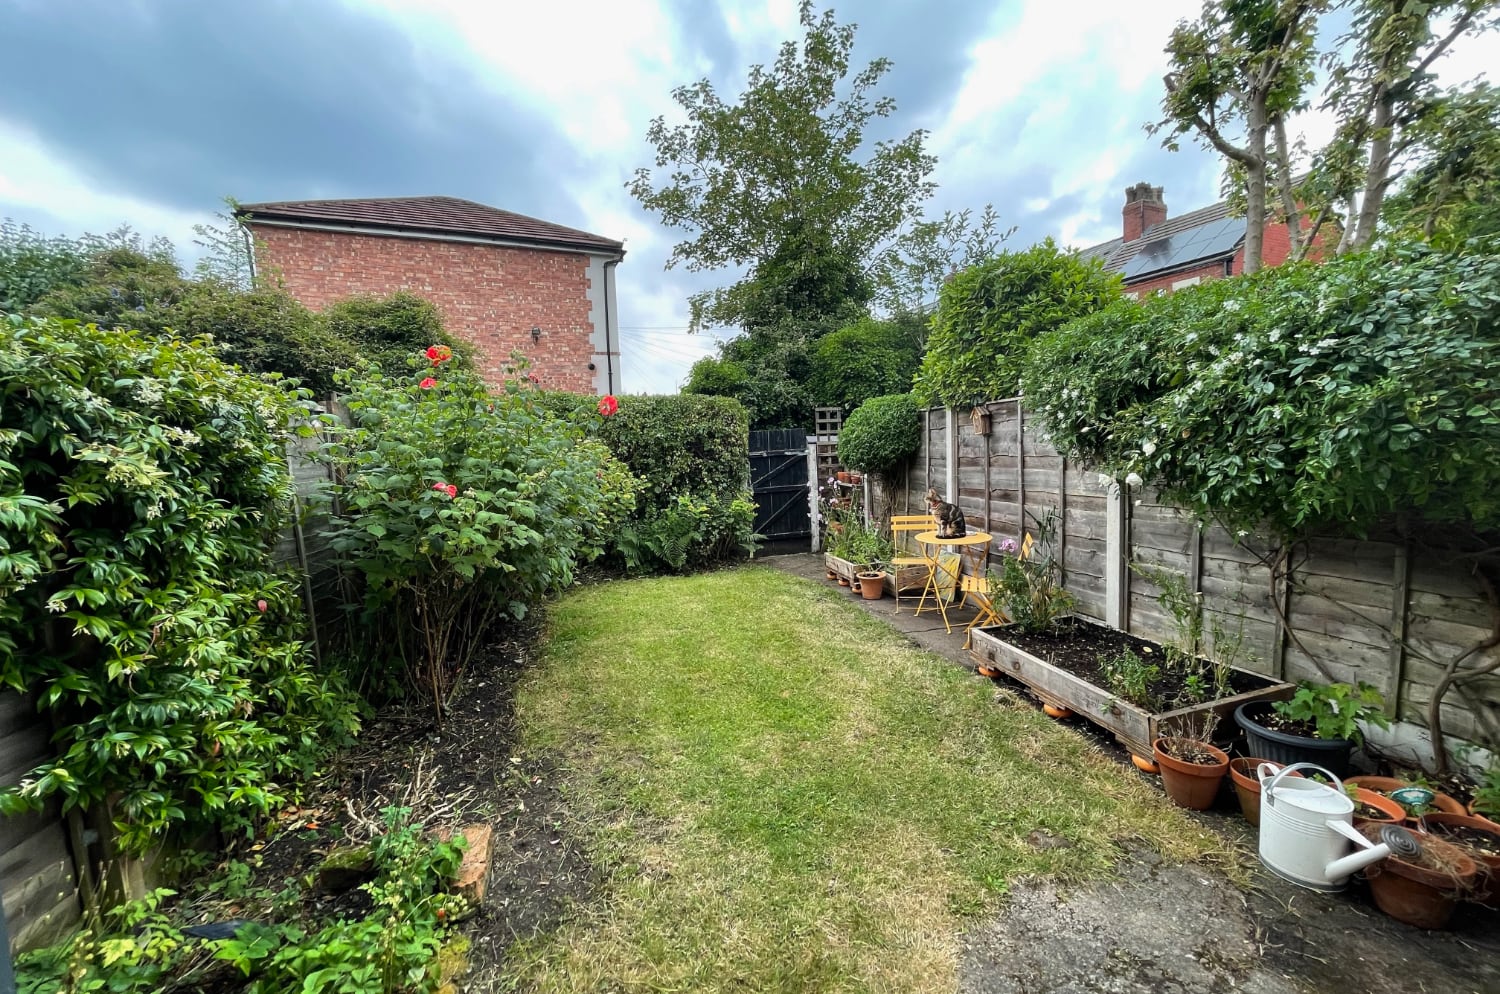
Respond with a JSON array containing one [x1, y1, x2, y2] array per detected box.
[[1079, 182, 1321, 296], [236, 196, 625, 394]]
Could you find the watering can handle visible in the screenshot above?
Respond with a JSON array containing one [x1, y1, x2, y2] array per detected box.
[[1258, 762, 1344, 808]]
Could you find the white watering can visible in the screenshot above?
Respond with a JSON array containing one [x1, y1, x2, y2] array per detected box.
[[1257, 762, 1421, 891]]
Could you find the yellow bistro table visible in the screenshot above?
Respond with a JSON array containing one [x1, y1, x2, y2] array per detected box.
[[913, 530, 993, 633]]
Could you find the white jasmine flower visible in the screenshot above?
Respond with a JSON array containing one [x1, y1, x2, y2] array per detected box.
[[1125, 472, 1143, 489], [1141, 440, 1156, 456]]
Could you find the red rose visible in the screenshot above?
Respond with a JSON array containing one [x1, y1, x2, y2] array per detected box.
[[598, 394, 619, 416], [420, 377, 437, 389], [445, 484, 458, 498], [424, 344, 452, 365], [256, 599, 268, 613]]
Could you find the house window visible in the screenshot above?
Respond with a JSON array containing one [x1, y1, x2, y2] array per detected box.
[[1172, 276, 1202, 290]]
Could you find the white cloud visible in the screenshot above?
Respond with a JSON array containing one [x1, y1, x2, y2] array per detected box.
[[0, 119, 209, 249]]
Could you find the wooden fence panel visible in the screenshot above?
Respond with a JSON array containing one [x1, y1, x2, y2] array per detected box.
[[1, 692, 80, 954], [901, 404, 1500, 760]]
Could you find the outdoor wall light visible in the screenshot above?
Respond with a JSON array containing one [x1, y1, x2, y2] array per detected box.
[[530, 326, 542, 344]]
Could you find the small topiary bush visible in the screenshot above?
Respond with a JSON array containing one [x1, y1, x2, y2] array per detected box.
[[838, 394, 921, 478], [914, 240, 1121, 407], [808, 315, 923, 412], [0, 314, 360, 854]]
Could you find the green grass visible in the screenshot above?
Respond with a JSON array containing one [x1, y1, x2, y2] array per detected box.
[[512, 567, 1226, 992]]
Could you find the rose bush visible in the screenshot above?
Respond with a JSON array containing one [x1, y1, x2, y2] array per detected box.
[[323, 354, 637, 709]]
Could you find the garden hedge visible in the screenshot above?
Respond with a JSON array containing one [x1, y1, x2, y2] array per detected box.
[[1024, 242, 1500, 537]]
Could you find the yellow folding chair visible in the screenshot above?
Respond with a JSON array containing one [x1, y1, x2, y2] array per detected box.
[[890, 513, 935, 610], [959, 573, 1007, 649]]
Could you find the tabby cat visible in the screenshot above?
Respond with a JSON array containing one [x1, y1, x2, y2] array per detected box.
[[925, 488, 967, 539]]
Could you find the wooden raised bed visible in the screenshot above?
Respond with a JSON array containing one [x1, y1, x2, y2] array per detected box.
[[825, 553, 927, 594], [968, 620, 1295, 759]]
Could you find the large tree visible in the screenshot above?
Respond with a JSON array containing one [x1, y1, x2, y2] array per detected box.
[[629, 1, 991, 333], [1155, 0, 1499, 266], [1314, 0, 1500, 254], [1153, 0, 1323, 273]]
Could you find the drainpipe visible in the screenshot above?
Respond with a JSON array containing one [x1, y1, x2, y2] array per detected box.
[[603, 257, 620, 394]]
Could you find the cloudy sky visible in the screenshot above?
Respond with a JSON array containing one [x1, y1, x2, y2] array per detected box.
[[1, 1, 1494, 392]]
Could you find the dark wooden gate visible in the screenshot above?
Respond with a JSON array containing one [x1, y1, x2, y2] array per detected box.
[[748, 429, 811, 543]]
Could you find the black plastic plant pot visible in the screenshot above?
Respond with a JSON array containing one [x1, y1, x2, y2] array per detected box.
[[1234, 702, 1354, 777]]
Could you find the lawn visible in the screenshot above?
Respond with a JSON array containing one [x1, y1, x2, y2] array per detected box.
[[511, 567, 1225, 992]]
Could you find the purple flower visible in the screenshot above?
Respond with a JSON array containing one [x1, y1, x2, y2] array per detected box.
[[999, 538, 1019, 555]]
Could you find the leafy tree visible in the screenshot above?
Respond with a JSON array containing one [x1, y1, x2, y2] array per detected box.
[[628, 1, 933, 331], [630, 0, 999, 335], [686, 328, 818, 430], [1153, 0, 1322, 273], [1382, 82, 1500, 248], [1315, 0, 1500, 254], [914, 241, 1121, 408], [838, 393, 921, 478], [808, 314, 923, 411], [192, 198, 256, 288]]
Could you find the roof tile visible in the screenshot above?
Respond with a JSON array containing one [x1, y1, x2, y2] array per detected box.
[[236, 196, 623, 254]]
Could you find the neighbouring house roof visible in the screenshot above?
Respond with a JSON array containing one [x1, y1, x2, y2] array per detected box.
[[1079, 201, 1244, 283], [235, 196, 624, 255]]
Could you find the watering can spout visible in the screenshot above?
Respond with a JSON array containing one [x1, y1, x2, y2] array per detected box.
[[1323, 819, 1390, 879]]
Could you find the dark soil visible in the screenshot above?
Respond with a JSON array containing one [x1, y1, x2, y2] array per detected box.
[[177, 620, 593, 991], [1354, 801, 1396, 821], [1428, 822, 1500, 859], [1158, 737, 1219, 765], [995, 618, 1274, 707]]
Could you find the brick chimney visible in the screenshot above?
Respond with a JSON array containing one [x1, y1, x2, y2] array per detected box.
[[1122, 182, 1167, 242]]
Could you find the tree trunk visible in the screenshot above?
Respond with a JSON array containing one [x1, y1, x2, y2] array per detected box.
[[1242, 99, 1270, 274], [1348, 87, 1396, 252], [1272, 118, 1303, 257]]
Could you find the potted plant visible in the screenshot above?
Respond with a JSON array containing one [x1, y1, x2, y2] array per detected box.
[[1153, 719, 1230, 811], [1234, 681, 1389, 778], [1227, 759, 1301, 826], [1360, 823, 1478, 929], [857, 568, 886, 600], [1345, 775, 1465, 821], [1415, 811, 1500, 904]]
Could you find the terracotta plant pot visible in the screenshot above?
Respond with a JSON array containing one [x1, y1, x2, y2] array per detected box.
[[1132, 755, 1160, 775], [1042, 704, 1073, 720], [1416, 811, 1500, 905], [836, 471, 851, 484], [1153, 737, 1230, 811], [1360, 824, 1478, 929], [1227, 758, 1302, 827], [857, 571, 886, 600], [1351, 788, 1406, 828], [826, 569, 837, 581], [1346, 776, 1465, 821], [837, 576, 850, 587], [976, 663, 1001, 678]]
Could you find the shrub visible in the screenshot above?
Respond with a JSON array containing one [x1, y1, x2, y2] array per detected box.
[[322, 291, 472, 377], [322, 353, 637, 708], [0, 219, 94, 312], [808, 315, 923, 411], [0, 314, 360, 854], [593, 394, 756, 571], [913, 240, 1121, 407], [838, 394, 921, 477], [167, 282, 360, 396], [1024, 243, 1500, 537]]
